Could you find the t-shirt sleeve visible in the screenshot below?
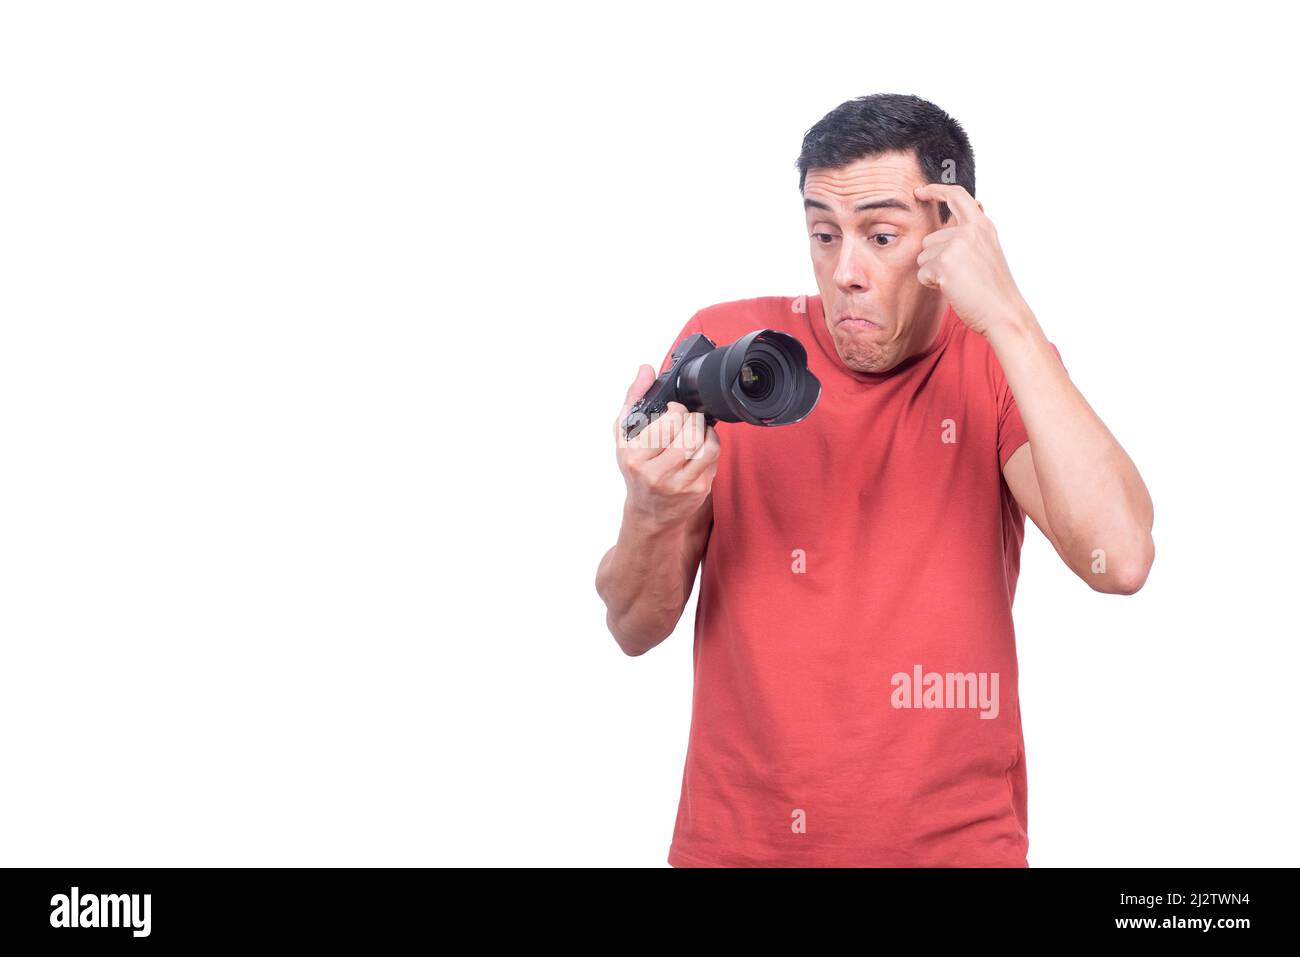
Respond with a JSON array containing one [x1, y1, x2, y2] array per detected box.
[[658, 311, 706, 374], [997, 341, 1067, 469]]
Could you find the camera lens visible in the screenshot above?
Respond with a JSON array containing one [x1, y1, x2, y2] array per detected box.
[[739, 360, 773, 400], [625, 328, 820, 441], [673, 328, 821, 430]]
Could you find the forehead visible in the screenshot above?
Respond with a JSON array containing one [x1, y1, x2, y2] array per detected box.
[[802, 150, 925, 213]]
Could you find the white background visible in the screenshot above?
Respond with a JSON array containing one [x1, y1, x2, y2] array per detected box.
[[1, 1, 1296, 866]]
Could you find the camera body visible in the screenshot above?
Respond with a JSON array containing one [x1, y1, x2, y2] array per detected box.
[[622, 329, 821, 441]]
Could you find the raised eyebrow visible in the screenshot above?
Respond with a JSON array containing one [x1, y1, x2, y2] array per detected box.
[[804, 197, 914, 214]]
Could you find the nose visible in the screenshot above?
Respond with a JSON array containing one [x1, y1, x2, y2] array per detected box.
[[832, 236, 873, 294]]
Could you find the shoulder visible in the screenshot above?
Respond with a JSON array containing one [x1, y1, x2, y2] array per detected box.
[[691, 295, 808, 339], [943, 314, 1011, 394], [941, 312, 1066, 407]]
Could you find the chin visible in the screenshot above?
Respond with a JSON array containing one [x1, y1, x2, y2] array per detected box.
[[834, 331, 894, 373], [840, 346, 895, 373]]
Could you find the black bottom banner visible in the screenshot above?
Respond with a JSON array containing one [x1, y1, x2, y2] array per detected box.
[[0, 865, 1286, 946]]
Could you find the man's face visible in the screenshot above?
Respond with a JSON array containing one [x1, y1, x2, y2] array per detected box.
[[803, 150, 948, 373]]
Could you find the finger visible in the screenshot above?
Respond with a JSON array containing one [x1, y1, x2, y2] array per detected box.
[[617, 364, 657, 421], [679, 424, 721, 483], [916, 263, 941, 289], [640, 414, 710, 485], [626, 405, 686, 456], [913, 183, 981, 226], [916, 244, 945, 268], [676, 411, 708, 458], [658, 403, 700, 459], [613, 364, 658, 441], [637, 408, 702, 473], [920, 227, 960, 249], [626, 401, 689, 449], [619, 400, 689, 464]]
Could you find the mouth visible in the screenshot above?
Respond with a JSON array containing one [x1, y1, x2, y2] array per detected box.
[[836, 314, 882, 332]]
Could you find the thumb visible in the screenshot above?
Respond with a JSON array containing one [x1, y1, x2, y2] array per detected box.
[[622, 364, 657, 412], [615, 364, 657, 440]]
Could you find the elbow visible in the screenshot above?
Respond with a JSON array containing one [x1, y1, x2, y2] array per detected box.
[[606, 610, 670, 657], [594, 555, 682, 655], [1086, 534, 1155, 595], [1103, 564, 1149, 596], [595, 564, 681, 655], [595, 574, 662, 655]]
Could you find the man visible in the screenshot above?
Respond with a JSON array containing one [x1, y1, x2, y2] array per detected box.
[[594, 94, 1155, 867]]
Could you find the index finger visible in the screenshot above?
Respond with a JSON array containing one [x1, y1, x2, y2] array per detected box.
[[913, 183, 981, 226]]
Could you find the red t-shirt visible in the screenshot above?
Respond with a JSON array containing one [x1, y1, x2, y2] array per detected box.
[[656, 293, 1065, 867]]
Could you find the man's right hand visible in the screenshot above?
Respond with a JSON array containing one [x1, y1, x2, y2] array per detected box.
[[613, 364, 721, 528], [597, 364, 720, 655]]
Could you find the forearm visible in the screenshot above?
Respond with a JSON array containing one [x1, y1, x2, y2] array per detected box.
[[988, 306, 1155, 584], [595, 503, 697, 656]]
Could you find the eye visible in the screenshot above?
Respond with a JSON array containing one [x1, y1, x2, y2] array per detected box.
[[870, 233, 898, 247], [812, 232, 837, 245]]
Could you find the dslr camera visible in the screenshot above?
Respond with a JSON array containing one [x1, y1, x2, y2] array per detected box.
[[622, 329, 821, 441]]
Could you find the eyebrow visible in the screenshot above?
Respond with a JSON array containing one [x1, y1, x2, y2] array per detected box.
[[804, 197, 914, 214]]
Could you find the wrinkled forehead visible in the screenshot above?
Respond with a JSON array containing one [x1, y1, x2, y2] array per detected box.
[[802, 151, 926, 216]]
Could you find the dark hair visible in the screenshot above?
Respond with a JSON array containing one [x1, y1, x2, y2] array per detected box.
[[795, 93, 975, 224]]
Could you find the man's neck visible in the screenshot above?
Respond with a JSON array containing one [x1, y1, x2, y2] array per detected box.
[[910, 300, 948, 356]]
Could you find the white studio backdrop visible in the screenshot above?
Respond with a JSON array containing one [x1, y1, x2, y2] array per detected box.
[[1, 1, 1296, 866]]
